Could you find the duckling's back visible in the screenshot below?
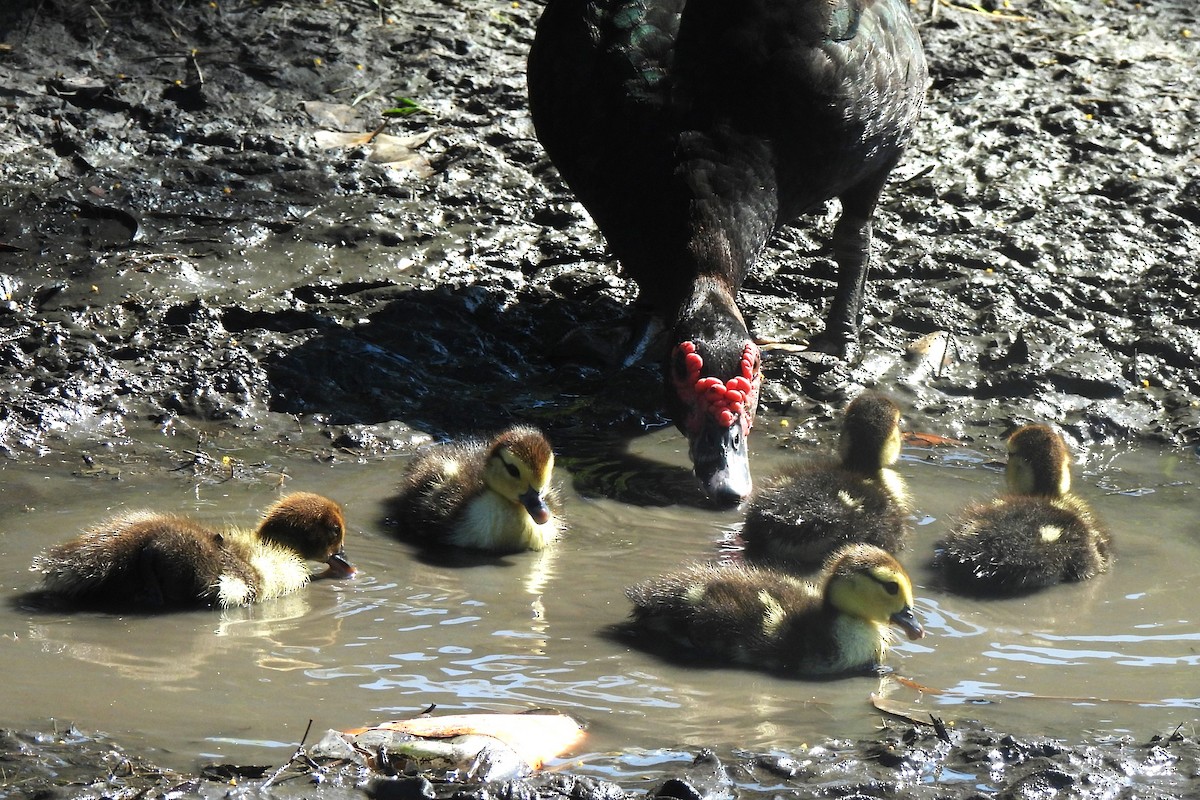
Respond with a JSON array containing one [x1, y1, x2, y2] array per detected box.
[[626, 562, 825, 668], [742, 461, 909, 569], [528, 0, 927, 310], [391, 439, 490, 536], [33, 512, 240, 607], [937, 494, 1113, 596]]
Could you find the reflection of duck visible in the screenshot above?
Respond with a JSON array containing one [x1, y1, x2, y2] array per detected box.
[[741, 393, 910, 570], [935, 425, 1113, 595], [30, 493, 355, 609], [624, 544, 924, 676], [390, 426, 562, 552], [528, 0, 927, 505]]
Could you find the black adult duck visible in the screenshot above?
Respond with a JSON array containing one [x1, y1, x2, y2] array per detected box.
[[528, 0, 927, 504]]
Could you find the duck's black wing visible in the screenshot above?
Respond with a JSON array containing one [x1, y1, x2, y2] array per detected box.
[[527, 0, 926, 328]]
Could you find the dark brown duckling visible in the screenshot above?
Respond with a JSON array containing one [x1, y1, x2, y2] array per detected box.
[[741, 393, 910, 571], [391, 425, 562, 552], [30, 492, 355, 609], [625, 543, 924, 677], [935, 424, 1113, 596]]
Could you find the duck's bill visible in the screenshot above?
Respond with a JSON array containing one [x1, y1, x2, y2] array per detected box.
[[319, 551, 357, 580], [519, 488, 553, 525], [690, 418, 752, 507], [891, 607, 925, 640]]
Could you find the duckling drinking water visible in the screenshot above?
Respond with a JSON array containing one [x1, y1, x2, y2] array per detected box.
[[935, 424, 1113, 595], [30, 492, 355, 609], [625, 543, 924, 677], [741, 393, 911, 571], [390, 425, 562, 552]]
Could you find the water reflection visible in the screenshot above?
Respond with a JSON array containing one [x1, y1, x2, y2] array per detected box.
[[0, 433, 1198, 775]]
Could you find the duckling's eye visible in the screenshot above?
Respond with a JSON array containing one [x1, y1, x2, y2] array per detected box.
[[504, 461, 520, 479], [883, 580, 900, 595]]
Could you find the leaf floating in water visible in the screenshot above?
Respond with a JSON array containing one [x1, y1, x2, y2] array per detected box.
[[903, 431, 965, 448]]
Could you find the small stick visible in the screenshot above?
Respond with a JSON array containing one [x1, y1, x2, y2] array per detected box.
[[261, 719, 316, 789]]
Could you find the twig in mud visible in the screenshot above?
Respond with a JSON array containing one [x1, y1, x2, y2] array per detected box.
[[936, 0, 1032, 22], [261, 719, 317, 789]]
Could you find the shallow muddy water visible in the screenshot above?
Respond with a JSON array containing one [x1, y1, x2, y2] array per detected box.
[[1, 424, 1197, 784]]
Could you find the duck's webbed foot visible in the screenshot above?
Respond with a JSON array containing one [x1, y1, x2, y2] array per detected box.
[[804, 329, 862, 361]]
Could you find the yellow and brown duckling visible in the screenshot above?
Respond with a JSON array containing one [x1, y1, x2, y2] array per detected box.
[[935, 424, 1113, 596], [624, 544, 924, 677], [390, 425, 562, 552], [740, 393, 911, 571], [30, 492, 355, 609]]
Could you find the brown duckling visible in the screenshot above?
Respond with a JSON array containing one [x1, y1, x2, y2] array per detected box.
[[30, 492, 355, 609], [391, 425, 562, 552], [741, 393, 911, 571], [935, 424, 1112, 596], [624, 544, 924, 677]]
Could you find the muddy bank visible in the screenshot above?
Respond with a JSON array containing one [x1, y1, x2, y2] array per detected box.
[[5, 718, 1200, 800], [0, 0, 1198, 471]]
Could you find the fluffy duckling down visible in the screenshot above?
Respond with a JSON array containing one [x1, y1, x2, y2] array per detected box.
[[30, 492, 355, 609], [391, 425, 562, 552], [625, 544, 924, 677], [935, 424, 1112, 596], [741, 393, 911, 570]]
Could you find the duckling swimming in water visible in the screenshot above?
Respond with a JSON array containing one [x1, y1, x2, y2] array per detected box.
[[740, 393, 910, 571], [624, 543, 924, 677], [30, 492, 355, 609], [390, 425, 562, 552], [935, 424, 1113, 596]]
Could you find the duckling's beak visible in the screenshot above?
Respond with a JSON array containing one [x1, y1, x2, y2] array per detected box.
[[519, 488, 553, 525], [320, 550, 357, 580], [690, 418, 752, 508], [890, 607, 924, 641]]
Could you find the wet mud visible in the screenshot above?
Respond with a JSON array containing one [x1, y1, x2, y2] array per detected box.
[[1, 0, 1199, 796], [6, 719, 1200, 800]]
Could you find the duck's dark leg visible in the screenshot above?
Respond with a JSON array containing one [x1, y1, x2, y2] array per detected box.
[[809, 164, 896, 359]]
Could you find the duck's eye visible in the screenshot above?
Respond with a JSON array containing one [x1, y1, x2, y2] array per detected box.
[[504, 461, 520, 479], [883, 580, 900, 595]]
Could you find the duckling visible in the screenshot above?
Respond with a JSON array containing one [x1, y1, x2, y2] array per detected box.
[[740, 393, 910, 571], [390, 425, 562, 552], [30, 492, 355, 609], [935, 424, 1113, 596], [624, 544, 924, 677]]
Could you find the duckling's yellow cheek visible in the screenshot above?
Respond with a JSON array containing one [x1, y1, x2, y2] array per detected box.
[[1039, 525, 1063, 543]]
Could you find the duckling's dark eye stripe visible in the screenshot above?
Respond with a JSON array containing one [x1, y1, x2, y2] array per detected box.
[[869, 570, 902, 595], [499, 454, 521, 478]]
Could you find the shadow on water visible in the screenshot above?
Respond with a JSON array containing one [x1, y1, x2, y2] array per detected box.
[[261, 284, 722, 508]]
